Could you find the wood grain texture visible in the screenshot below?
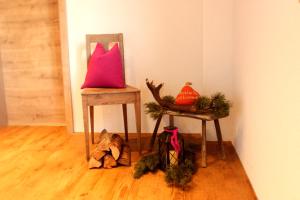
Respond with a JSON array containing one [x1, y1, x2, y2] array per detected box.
[[58, 0, 73, 133], [214, 119, 226, 160], [81, 86, 139, 95], [149, 113, 163, 151], [82, 96, 90, 160], [0, 0, 65, 125], [165, 110, 223, 121], [134, 92, 142, 154], [201, 120, 207, 168], [0, 47, 8, 126], [122, 104, 129, 141], [0, 126, 257, 200], [89, 106, 94, 144]]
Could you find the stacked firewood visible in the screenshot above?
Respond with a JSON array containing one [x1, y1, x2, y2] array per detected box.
[[89, 129, 131, 169]]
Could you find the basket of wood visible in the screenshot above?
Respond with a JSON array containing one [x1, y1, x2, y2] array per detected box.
[[89, 129, 131, 169]]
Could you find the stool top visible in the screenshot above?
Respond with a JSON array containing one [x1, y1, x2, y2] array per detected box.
[[165, 110, 228, 121]]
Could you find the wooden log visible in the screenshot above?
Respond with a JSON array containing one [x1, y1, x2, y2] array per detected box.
[[92, 149, 106, 161], [109, 134, 123, 160], [103, 154, 117, 169], [97, 129, 112, 151], [89, 157, 102, 169], [117, 144, 131, 166]]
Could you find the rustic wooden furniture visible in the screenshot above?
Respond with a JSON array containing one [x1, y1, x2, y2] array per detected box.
[[149, 112, 226, 168], [81, 33, 141, 160], [1, 0, 65, 125]]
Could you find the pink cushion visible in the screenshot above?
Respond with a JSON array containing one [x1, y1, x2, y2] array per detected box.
[[85, 43, 106, 69], [81, 43, 125, 89]]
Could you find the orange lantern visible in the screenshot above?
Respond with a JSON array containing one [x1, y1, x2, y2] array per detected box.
[[175, 82, 200, 105]]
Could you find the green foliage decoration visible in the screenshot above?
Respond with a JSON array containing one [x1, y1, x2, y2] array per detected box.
[[210, 92, 231, 117], [165, 149, 196, 187], [145, 92, 231, 119], [133, 146, 197, 188], [144, 102, 163, 120], [195, 96, 211, 110], [133, 153, 160, 179], [162, 95, 175, 104]]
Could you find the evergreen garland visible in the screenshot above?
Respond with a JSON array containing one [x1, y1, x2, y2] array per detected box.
[[165, 162, 193, 187], [165, 148, 196, 187], [144, 102, 163, 120], [133, 153, 160, 179], [145, 93, 231, 119], [210, 93, 231, 117], [195, 96, 211, 110], [133, 147, 197, 188], [162, 95, 175, 104]]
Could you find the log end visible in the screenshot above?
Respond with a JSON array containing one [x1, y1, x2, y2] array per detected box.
[[89, 157, 102, 169]]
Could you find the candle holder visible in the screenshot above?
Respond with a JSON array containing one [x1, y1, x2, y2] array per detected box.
[[158, 126, 184, 170]]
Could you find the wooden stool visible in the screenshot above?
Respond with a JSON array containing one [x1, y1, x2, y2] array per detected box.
[[149, 111, 227, 168]]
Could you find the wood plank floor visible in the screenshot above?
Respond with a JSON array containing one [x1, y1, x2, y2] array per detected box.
[[0, 126, 256, 200]]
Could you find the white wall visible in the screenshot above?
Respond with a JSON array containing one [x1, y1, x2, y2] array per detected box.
[[66, 0, 300, 198], [203, 0, 234, 141], [66, 0, 235, 140], [233, 0, 300, 199]]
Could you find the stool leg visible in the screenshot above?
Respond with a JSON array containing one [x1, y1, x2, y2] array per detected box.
[[90, 106, 94, 144], [122, 104, 129, 142], [201, 120, 207, 168], [149, 114, 163, 152], [169, 115, 174, 127], [214, 119, 226, 160]]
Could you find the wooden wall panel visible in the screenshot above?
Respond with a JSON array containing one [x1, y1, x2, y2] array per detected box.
[[0, 46, 8, 126], [58, 0, 74, 132], [0, 0, 65, 125]]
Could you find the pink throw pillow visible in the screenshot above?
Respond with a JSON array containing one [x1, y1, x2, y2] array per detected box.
[[81, 43, 125, 89], [86, 43, 106, 67]]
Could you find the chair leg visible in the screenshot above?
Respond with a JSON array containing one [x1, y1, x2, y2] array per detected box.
[[134, 93, 142, 154], [214, 119, 226, 160], [82, 98, 90, 161], [122, 104, 129, 142], [201, 120, 207, 168], [90, 106, 94, 144], [149, 113, 163, 152]]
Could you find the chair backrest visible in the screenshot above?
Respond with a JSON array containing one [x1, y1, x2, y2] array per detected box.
[[85, 33, 125, 84]]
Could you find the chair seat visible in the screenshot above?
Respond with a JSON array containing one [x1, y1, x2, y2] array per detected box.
[[165, 110, 228, 121], [81, 85, 139, 95]]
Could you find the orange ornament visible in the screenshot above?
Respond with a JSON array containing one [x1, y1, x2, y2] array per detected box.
[[175, 82, 200, 105]]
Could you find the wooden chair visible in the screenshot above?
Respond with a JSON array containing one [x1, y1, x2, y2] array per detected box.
[[149, 111, 227, 168], [81, 33, 141, 160]]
